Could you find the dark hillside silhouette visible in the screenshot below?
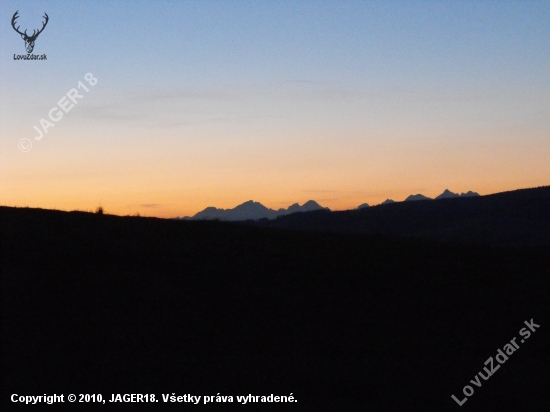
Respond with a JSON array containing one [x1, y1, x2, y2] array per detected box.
[[254, 186, 550, 249], [1, 201, 549, 410]]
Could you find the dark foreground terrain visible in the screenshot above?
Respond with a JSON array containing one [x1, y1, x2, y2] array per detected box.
[[1, 191, 549, 411]]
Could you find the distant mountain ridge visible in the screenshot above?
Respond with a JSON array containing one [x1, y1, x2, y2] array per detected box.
[[405, 194, 432, 202], [177, 189, 480, 221], [253, 186, 550, 249], [435, 189, 479, 199], [177, 200, 329, 221], [401, 189, 480, 202]]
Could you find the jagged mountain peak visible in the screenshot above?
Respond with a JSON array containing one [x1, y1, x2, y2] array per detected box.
[[460, 191, 480, 197], [405, 194, 432, 202], [185, 200, 329, 221], [436, 189, 459, 199]]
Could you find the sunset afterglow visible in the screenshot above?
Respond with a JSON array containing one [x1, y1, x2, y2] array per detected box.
[[1, 1, 548, 217]]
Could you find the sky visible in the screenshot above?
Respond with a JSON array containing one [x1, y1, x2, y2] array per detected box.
[[1, 0, 549, 218]]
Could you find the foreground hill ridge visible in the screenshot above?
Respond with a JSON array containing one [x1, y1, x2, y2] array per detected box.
[[3, 185, 548, 249], [177, 189, 480, 221], [251, 185, 550, 249]]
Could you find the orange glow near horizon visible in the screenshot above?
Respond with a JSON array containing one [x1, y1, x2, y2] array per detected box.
[[1, 2, 549, 220], [2, 126, 548, 218]]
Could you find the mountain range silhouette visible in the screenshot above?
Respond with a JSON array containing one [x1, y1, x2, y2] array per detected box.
[[178, 199, 329, 221], [178, 189, 479, 221], [405, 190, 480, 201], [253, 186, 549, 248]]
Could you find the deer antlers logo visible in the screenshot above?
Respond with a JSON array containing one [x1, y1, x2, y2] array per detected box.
[[11, 11, 49, 54]]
